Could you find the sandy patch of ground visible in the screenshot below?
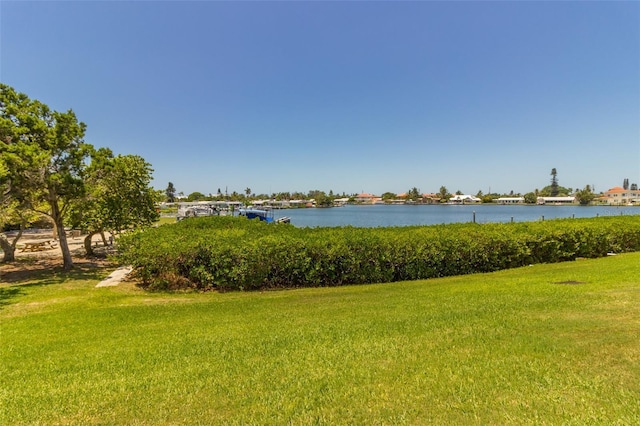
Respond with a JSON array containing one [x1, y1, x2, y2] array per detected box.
[[1, 229, 117, 283]]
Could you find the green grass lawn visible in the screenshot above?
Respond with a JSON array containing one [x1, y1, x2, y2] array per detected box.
[[1, 254, 639, 424]]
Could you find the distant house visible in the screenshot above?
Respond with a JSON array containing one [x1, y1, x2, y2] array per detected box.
[[601, 187, 640, 205], [449, 194, 481, 203], [355, 193, 377, 204], [496, 197, 524, 204], [536, 196, 576, 205], [422, 193, 441, 204]]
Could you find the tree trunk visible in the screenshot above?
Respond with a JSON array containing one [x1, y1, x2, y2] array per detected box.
[[49, 200, 74, 270], [0, 225, 24, 263], [0, 234, 16, 262], [56, 222, 73, 270], [84, 232, 98, 257]]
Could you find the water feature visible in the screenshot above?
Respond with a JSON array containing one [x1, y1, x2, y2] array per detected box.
[[279, 204, 639, 228]]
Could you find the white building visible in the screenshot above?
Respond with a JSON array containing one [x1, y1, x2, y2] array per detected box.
[[536, 196, 576, 205], [496, 197, 525, 204], [449, 194, 481, 203]]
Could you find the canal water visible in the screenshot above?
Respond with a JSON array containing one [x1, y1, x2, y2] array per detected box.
[[279, 204, 639, 228]]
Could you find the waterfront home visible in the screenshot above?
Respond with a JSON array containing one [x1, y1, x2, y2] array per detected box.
[[449, 194, 481, 203], [355, 193, 377, 204], [536, 196, 576, 205], [422, 193, 441, 204], [497, 197, 525, 204], [601, 187, 640, 205]]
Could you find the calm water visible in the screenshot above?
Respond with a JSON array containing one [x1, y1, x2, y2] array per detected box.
[[277, 204, 639, 228]]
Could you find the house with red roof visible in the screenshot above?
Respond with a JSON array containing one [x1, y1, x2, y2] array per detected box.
[[354, 193, 377, 204], [602, 187, 640, 205]]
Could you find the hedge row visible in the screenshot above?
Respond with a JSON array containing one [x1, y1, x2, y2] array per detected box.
[[116, 215, 640, 291]]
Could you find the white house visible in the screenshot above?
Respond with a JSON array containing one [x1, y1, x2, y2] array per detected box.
[[496, 197, 524, 204], [536, 196, 576, 204], [449, 194, 481, 203]]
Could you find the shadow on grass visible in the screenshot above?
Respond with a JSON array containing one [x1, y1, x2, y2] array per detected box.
[[0, 286, 26, 308], [0, 258, 113, 285], [1, 259, 114, 309]]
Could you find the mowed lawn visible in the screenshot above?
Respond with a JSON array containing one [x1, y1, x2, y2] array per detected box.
[[1, 253, 639, 425]]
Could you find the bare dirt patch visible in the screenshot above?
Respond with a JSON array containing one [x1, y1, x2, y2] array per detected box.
[[1, 230, 115, 283]]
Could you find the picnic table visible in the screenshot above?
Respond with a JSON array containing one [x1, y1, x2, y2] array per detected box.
[[20, 240, 57, 252]]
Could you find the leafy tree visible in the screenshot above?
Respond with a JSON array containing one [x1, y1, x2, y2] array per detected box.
[[408, 187, 421, 201], [1, 83, 91, 270], [631, 183, 638, 191], [539, 185, 571, 197], [187, 191, 205, 201], [245, 187, 251, 197], [70, 150, 159, 256], [165, 182, 176, 202], [523, 192, 537, 204], [381, 192, 396, 201], [575, 185, 596, 205], [0, 187, 45, 261], [623, 178, 629, 190], [439, 186, 450, 202]]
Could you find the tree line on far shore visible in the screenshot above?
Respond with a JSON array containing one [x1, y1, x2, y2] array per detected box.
[[163, 167, 613, 206]]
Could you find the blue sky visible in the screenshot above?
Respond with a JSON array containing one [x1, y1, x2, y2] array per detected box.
[[2, 1, 638, 196]]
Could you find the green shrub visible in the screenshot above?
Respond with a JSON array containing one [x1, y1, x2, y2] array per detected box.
[[116, 215, 640, 291]]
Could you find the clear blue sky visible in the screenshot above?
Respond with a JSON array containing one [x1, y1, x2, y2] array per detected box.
[[2, 1, 638, 196]]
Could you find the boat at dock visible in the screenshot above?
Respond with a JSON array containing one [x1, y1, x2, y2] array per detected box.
[[238, 208, 290, 224]]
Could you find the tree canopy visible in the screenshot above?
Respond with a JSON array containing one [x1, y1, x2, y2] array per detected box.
[[0, 83, 159, 266]]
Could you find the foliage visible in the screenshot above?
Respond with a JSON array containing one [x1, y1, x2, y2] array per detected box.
[[407, 187, 421, 201], [381, 192, 396, 201], [69, 151, 159, 254], [187, 191, 206, 201], [116, 215, 640, 291], [438, 186, 450, 201], [550, 167, 559, 196], [1, 83, 159, 264], [575, 185, 597, 205], [1, 83, 92, 269], [523, 192, 537, 204], [165, 181, 176, 202], [539, 184, 571, 197]]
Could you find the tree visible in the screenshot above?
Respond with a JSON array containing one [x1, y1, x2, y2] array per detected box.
[[1, 83, 91, 270], [439, 186, 450, 201], [623, 178, 629, 190], [165, 182, 176, 202], [408, 187, 421, 201], [187, 191, 205, 201], [550, 168, 559, 197], [381, 192, 396, 202], [575, 185, 596, 205], [523, 192, 537, 204], [70, 150, 160, 256], [0, 194, 44, 262]]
